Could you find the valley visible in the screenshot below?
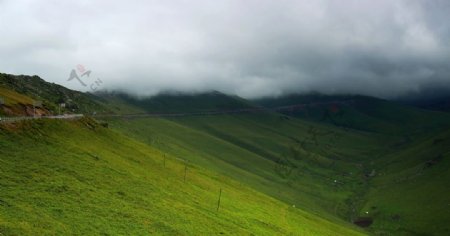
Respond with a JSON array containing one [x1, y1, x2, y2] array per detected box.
[[1, 74, 450, 235]]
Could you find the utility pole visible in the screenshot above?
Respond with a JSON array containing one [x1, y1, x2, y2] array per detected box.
[[217, 188, 222, 212]]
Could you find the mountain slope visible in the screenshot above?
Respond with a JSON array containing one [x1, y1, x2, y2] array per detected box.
[[360, 129, 450, 235], [254, 94, 450, 134], [106, 96, 450, 235], [0, 87, 45, 116], [2, 73, 450, 235], [0, 118, 364, 235], [96, 91, 255, 114], [106, 113, 384, 224], [0, 73, 109, 115]]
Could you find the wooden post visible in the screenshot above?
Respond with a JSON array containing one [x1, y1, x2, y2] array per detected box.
[[217, 188, 222, 212], [184, 163, 187, 182]]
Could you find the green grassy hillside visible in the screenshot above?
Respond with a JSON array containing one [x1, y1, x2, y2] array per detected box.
[[254, 94, 450, 134], [0, 73, 109, 115], [106, 113, 385, 223], [96, 91, 255, 113], [0, 118, 364, 235], [106, 109, 450, 235], [360, 129, 450, 235], [0, 87, 35, 106], [0, 87, 41, 116], [2, 73, 450, 235]]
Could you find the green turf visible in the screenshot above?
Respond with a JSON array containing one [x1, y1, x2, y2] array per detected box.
[[106, 109, 450, 235], [0, 87, 34, 106], [0, 118, 365, 235], [359, 129, 450, 235], [105, 113, 383, 224]]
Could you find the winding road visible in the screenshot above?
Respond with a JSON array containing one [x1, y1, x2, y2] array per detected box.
[[0, 114, 84, 123], [0, 100, 354, 123]]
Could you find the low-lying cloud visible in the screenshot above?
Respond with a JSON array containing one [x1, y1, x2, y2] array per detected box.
[[0, 0, 449, 99]]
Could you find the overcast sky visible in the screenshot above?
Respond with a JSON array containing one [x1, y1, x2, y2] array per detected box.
[[0, 0, 449, 99]]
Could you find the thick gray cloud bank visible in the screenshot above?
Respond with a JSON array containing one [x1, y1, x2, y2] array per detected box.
[[0, 0, 449, 99]]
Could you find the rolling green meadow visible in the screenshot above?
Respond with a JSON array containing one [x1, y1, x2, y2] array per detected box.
[[0, 118, 364, 235], [1, 74, 450, 235], [104, 111, 450, 235]]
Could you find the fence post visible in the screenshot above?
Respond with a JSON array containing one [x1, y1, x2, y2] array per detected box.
[[163, 154, 166, 168], [184, 161, 187, 182], [217, 188, 222, 212]]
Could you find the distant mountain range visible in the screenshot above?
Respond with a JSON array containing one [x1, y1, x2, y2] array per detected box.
[[395, 86, 450, 112], [2, 72, 449, 117]]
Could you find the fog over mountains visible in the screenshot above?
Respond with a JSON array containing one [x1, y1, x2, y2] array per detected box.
[[0, 0, 449, 99]]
